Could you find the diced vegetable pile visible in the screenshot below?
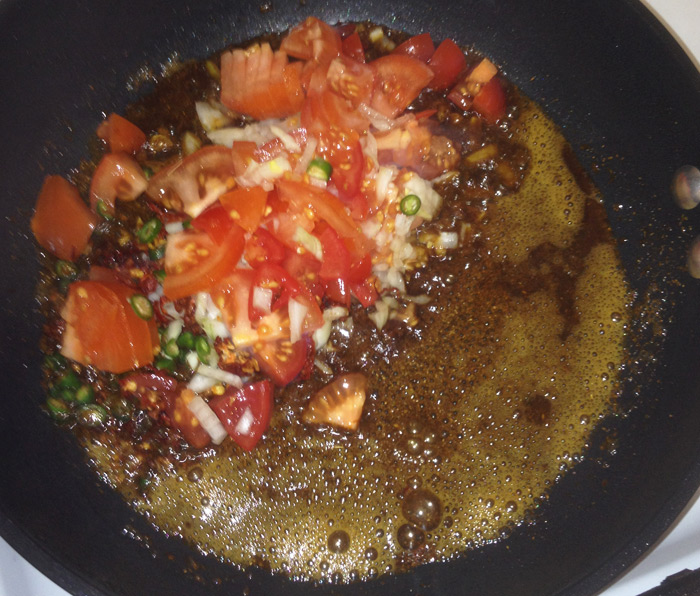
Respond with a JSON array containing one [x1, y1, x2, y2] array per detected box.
[[32, 17, 508, 451]]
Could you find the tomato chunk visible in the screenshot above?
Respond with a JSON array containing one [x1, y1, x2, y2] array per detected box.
[[428, 39, 466, 91], [60, 280, 158, 373], [255, 336, 314, 387], [472, 78, 507, 123], [302, 373, 367, 431], [341, 31, 365, 63], [191, 202, 234, 245], [209, 380, 273, 451], [31, 176, 97, 261], [96, 113, 147, 154], [370, 54, 434, 118], [393, 33, 435, 63], [163, 225, 245, 300], [280, 17, 342, 62], [221, 42, 304, 120], [90, 153, 148, 215], [218, 186, 268, 233], [168, 389, 211, 449]]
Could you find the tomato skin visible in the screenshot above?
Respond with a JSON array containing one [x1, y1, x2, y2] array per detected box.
[[163, 225, 245, 300], [472, 77, 507, 123], [96, 113, 146, 154], [254, 336, 314, 387], [218, 186, 268, 233], [209, 380, 273, 451], [318, 226, 350, 280], [350, 278, 378, 307], [60, 280, 158, 373], [280, 17, 342, 62], [342, 32, 365, 63], [221, 42, 304, 120], [169, 389, 211, 449], [428, 39, 466, 91], [147, 145, 236, 218], [191, 202, 234, 244], [89, 153, 148, 214], [393, 33, 435, 63], [370, 54, 434, 118], [31, 175, 97, 261], [244, 228, 286, 268]]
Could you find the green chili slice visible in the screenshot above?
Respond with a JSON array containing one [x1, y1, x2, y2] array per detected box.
[[55, 260, 78, 279], [307, 158, 333, 181], [153, 268, 166, 283], [177, 331, 195, 350], [77, 404, 108, 427], [149, 245, 166, 261], [75, 384, 95, 405], [142, 165, 154, 179], [96, 199, 113, 220], [43, 353, 67, 372], [195, 336, 211, 363], [400, 194, 421, 216], [46, 397, 70, 421], [163, 338, 180, 359], [137, 218, 163, 243], [129, 294, 154, 320], [57, 370, 81, 390], [155, 357, 175, 372]]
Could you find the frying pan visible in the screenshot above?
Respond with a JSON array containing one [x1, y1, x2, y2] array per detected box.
[[2, 0, 700, 594]]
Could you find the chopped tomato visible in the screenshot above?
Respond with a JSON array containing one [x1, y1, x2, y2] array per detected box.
[[302, 88, 370, 137], [375, 120, 460, 179], [349, 278, 378, 307], [280, 16, 342, 62], [89, 153, 148, 214], [120, 371, 178, 418], [60, 280, 158, 373], [162, 225, 245, 300], [220, 42, 304, 120], [209, 380, 273, 451], [168, 389, 211, 449], [393, 32, 435, 63], [326, 56, 375, 108], [276, 178, 371, 258], [31, 175, 97, 261], [191, 202, 234, 244], [302, 373, 367, 431], [254, 128, 308, 163], [244, 228, 286, 268], [370, 54, 434, 118], [96, 113, 146, 154], [230, 141, 258, 176], [428, 39, 466, 91], [318, 225, 350, 280], [146, 145, 237, 218], [472, 78, 507, 123], [212, 269, 257, 347], [342, 31, 365, 63], [218, 186, 268, 233], [254, 336, 314, 386]]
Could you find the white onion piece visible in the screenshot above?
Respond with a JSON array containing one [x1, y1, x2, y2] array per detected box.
[[437, 231, 460, 249], [187, 373, 216, 393], [187, 394, 228, 445], [165, 221, 185, 235], [357, 103, 395, 132], [164, 319, 184, 343], [185, 351, 200, 371], [162, 301, 182, 320], [368, 300, 390, 330], [195, 364, 243, 388], [270, 125, 301, 153], [313, 320, 333, 350], [252, 286, 273, 315], [294, 137, 318, 174], [293, 226, 324, 261], [195, 101, 231, 133], [288, 298, 308, 344], [314, 358, 333, 375], [235, 407, 255, 436]]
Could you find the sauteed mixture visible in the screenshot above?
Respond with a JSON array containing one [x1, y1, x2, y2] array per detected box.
[[32, 18, 628, 583]]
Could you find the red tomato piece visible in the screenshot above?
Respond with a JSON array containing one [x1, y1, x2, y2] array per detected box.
[[302, 372, 367, 431], [209, 380, 273, 451], [146, 145, 237, 218], [326, 56, 375, 108], [472, 77, 507, 123], [218, 186, 268, 233], [254, 128, 308, 163], [191, 202, 235, 245], [168, 389, 211, 449], [212, 269, 257, 347], [327, 134, 364, 200], [89, 153, 148, 215], [254, 336, 314, 387], [428, 38, 466, 91], [230, 141, 258, 176], [318, 226, 350, 281], [393, 32, 435, 63], [280, 16, 342, 62], [96, 113, 147, 154], [162, 225, 245, 300], [60, 280, 158, 373], [276, 179, 372, 258], [244, 228, 286, 268], [447, 57, 500, 112], [370, 54, 434, 118], [323, 277, 351, 308], [350, 278, 378, 308], [342, 31, 365, 63], [220, 42, 304, 120], [120, 371, 178, 418], [31, 175, 97, 261]]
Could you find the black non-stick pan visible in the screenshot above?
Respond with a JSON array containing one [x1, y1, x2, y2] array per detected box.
[[2, 1, 700, 594]]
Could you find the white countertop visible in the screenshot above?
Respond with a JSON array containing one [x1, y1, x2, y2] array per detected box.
[[2, 1, 699, 595]]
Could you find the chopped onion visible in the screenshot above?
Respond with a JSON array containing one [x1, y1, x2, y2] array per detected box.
[[162, 301, 182, 320], [314, 358, 333, 375], [195, 364, 243, 388], [187, 394, 228, 445], [357, 103, 395, 132], [187, 373, 216, 392], [402, 173, 442, 220], [294, 137, 318, 175], [368, 300, 390, 330], [235, 407, 255, 436], [185, 351, 200, 371], [437, 231, 460, 249], [375, 166, 395, 204], [313, 320, 333, 350], [164, 319, 184, 343], [165, 221, 185, 235], [288, 298, 308, 344], [293, 226, 324, 261], [270, 125, 301, 153], [406, 293, 431, 305], [195, 101, 231, 133], [252, 286, 273, 315]]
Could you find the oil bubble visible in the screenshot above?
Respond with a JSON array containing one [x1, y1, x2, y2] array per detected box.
[[327, 530, 350, 553], [402, 488, 442, 531], [396, 524, 425, 550]]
